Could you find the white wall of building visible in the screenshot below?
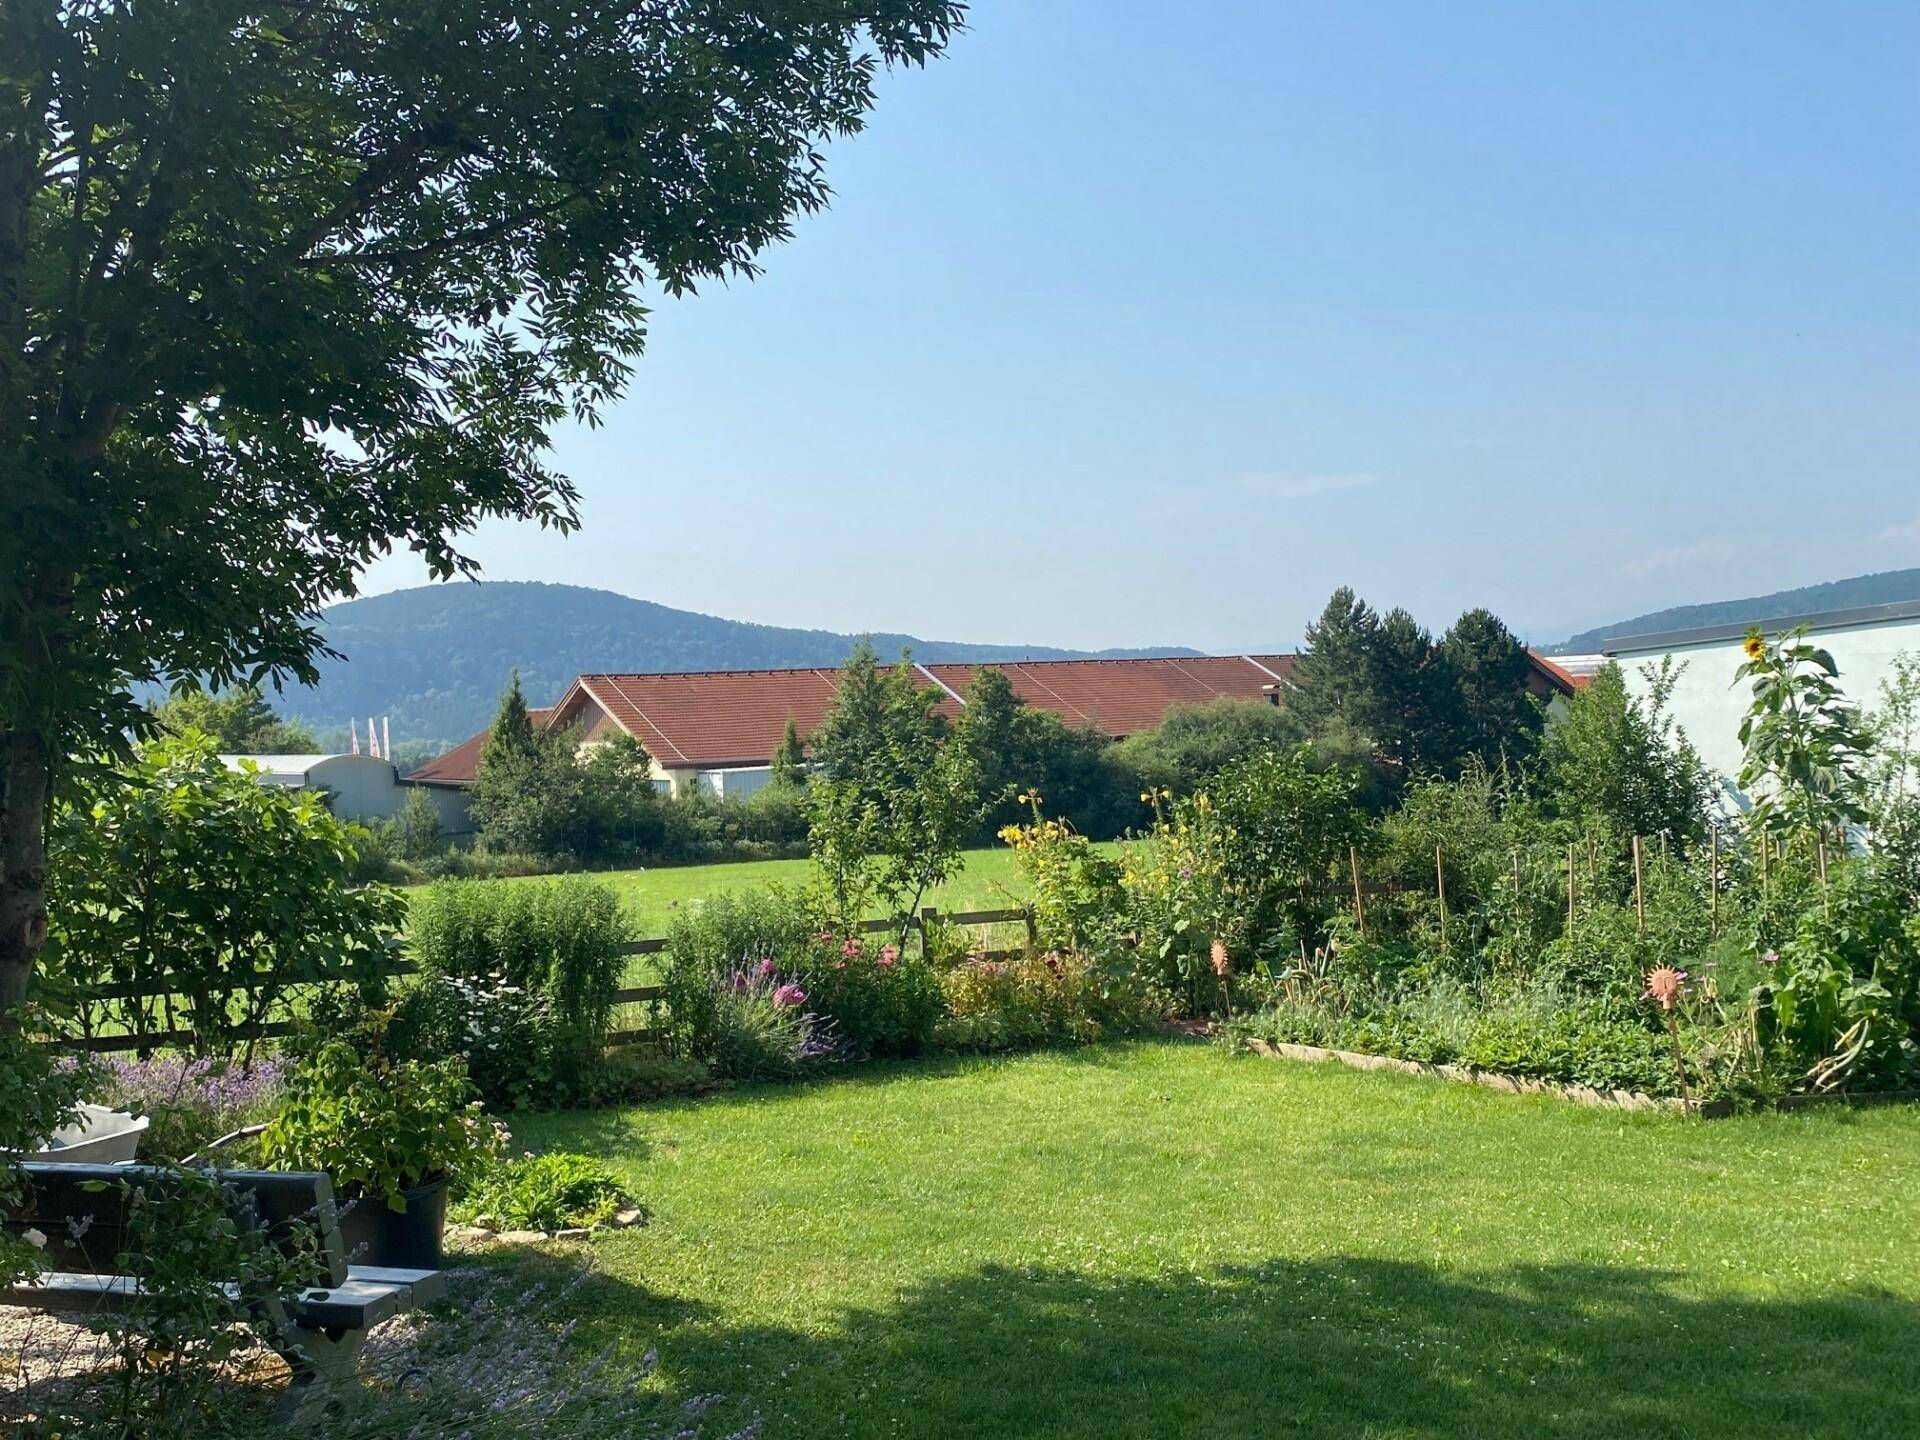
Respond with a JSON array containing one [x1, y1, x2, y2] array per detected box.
[[1611, 607, 1920, 787]]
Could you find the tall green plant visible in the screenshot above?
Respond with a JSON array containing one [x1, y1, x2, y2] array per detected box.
[[44, 732, 405, 1057], [1735, 628, 1874, 840]]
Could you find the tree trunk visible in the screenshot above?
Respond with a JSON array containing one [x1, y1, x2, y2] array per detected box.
[[0, 730, 51, 1014]]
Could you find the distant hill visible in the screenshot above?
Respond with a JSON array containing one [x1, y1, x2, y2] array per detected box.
[[1553, 568, 1920, 654], [270, 582, 1201, 750]]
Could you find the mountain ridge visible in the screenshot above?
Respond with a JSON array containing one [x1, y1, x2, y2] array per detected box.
[[277, 581, 1203, 748], [1553, 567, 1920, 654]]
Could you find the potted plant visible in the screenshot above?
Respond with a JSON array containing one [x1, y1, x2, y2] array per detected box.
[[259, 1040, 504, 1268]]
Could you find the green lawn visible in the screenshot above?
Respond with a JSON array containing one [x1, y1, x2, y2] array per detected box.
[[492, 1040, 1920, 1440], [486, 843, 1112, 930]]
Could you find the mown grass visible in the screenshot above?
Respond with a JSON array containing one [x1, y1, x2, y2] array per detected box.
[[487, 843, 1086, 925], [495, 1039, 1920, 1439]]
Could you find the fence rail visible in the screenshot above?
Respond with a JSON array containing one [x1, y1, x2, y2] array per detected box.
[[63, 904, 1035, 1055]]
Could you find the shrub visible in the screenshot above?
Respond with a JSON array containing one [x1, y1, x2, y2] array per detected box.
[[799, 930, 946, 1058], [408, 875, 627, 1039], [43, 731, 406, 1058], [260, 1041, 506, 1210], [701, 960, 837, 1079], [453, 1151, 633, 1232], [936, 951, 1163, 1051], [1, 1012, 91, 1291], [660, 888, 817, 1061]]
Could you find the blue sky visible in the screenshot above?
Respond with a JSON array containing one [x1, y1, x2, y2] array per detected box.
[[361, 0, 1920, 652]]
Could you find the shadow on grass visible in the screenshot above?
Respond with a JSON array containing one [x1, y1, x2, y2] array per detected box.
[[572, 1254, 1920, 1440]]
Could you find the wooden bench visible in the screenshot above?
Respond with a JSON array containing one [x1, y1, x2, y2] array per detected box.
[[2, 1161, 444, 1414]]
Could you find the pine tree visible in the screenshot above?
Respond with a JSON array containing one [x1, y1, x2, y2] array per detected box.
[[1287, 587, 1381, 735], [770, 717, 809, 787], [1440, 608, 1543, 770]]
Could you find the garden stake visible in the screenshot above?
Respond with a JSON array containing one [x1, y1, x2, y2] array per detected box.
[[1587, 835, 1597, 887], [1349, 845, 1367, 940], [1708, 825, 1719, 937], [1632, 835, 1646, 936], [1566, 843, 1576, 935], [1435, 844, 1448, 953], [1817, 835, 1831, 919]]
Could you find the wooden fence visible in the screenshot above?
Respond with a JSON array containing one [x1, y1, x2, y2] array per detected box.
[[67, 905, 1035, 1056]]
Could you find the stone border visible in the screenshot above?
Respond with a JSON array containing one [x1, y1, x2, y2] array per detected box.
[[1243, 1037, 1685, 1113], [448, 1205, 646, 1248]]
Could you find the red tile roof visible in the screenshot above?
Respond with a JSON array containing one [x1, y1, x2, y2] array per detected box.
[[408, 658, 1295, 783], [921, 655, 1296, 738], [406, 708, 550, 786], [409, 648, 1568, 785]]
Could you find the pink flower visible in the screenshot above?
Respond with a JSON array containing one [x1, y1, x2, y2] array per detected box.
[[878, 945, 898, 968], [772, 983, 807, 1009], [1760, 949, 1780, 966], [841, 937, 862, 959], [759, 957, 777, 977]]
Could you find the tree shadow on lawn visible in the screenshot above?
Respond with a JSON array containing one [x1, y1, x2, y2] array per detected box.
[[582, 1254, 1920, 1440]]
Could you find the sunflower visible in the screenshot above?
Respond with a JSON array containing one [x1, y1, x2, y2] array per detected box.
[[1743, 632, 1766, 661]]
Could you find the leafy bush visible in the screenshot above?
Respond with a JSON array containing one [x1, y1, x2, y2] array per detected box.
[[260, 1041, 505, 1210], [408, 875, 627, 1039], [936, 951, 1163, 1052], [453, 1151, 633, 1232], [659, 888, 817, 1061], [1755, 860, 1920, 1089], [799, 931, 947, 1058], [43, 731, 406, 1058]]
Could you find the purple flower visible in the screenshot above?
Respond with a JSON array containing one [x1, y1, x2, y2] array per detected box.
[[1760, 949, 1780, 966], [771, 983, 807, 1009]]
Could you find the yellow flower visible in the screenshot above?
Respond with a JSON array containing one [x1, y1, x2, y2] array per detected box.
[[1743, 633, 1766, 661]]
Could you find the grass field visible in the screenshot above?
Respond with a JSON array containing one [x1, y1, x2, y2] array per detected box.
[[489, 843, 1116, 930], [496, 1040, 1920, 1440]]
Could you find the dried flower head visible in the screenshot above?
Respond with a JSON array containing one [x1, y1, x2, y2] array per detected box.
[[1644, 964, 1685, 1011]]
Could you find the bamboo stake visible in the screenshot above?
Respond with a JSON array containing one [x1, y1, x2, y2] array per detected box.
[[1349, 846, 1367, 941], [1817, 834, 1831, 919], [1587, 835, 1598, 887], [1435, 843, 1449, 952], [1566, 843, 1576, 935], [1632, 835, 1646, 936], [1708, 824, 1720, 938]]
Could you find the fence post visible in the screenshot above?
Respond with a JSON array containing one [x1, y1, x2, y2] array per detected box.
[[1435, 844, 1448, 953], [1349, 846, 1367, 940], [920, 906, 938, 960]]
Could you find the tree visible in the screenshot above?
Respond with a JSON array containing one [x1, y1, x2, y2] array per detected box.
[[468, 673, 577, 857], [0, 2, 962, 1010], [1536, 661, 1711, 848], [468, 674, 660, 861], [769, 716, 809, 788], [1110, 696, 1304, 798], [1439, 608, 1544, 771], [43, 731, 404, 1058], [954, 666, 1136, 841], [1286, 588, 1380, 737], [150, 683, 317, 753], [808, 644, 979, 937]]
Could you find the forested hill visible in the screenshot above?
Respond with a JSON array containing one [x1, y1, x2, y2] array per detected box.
[[276, 582, 1200, 750], [1554, 568, 1920, 653]]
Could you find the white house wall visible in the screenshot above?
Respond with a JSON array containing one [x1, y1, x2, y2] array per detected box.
[[1613, 613, 1920, 786]]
